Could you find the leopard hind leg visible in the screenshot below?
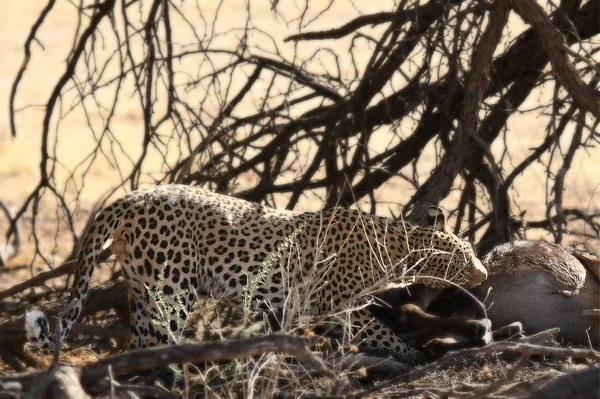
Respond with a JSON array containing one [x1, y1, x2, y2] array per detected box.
[[119, 259, 197, 349]]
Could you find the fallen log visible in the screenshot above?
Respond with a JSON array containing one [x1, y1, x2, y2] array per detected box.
[[336, 333, 600, 399], [0, 335, 334, 396]]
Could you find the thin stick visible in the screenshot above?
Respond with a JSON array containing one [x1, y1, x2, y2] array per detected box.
[[0, 249, 111, 301], [316, 340, 599, 399]]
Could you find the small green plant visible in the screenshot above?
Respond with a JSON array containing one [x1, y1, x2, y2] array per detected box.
[[145, 263, 192, 393], [241, 217, 312, 328], [145, 262, 190, 345]]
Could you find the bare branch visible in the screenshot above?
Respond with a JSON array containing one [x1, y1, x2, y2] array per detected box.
[[408, 2, 510, 220], [338, 339, 599, 399], [9, 0, 57, 138], [0, 335, 334, 395], [0, 249, 111, 301], [505, 0, 600, 119]]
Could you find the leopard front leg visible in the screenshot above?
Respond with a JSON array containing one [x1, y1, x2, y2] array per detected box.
[[351, 308, 425, 363]]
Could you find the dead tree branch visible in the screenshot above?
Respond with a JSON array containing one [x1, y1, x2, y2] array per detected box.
[[505, 0, 600, 118], [8, 0, 57, 138], [0, 335, 333, 396], [0, 201, 20, 266], [7, 1, 599, 261], [407, 1, 510, 220], [0, 249, 111, 301], [338, 338, 599, 399]]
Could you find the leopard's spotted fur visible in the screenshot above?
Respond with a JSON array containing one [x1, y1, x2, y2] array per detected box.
[[44, 185, 487, 359]]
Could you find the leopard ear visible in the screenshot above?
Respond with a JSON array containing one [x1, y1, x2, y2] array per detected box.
[[425, 206, 446, 230]]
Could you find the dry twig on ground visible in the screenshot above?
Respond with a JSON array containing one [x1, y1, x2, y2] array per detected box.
[[330, 339, 599, 399], [0, 335, 333, 397]]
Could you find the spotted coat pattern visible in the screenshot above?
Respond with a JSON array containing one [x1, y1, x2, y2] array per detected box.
[[55, 185, 487, 358]]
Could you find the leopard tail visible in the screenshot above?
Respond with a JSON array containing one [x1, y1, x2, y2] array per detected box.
[[50, 203, 121, 346]]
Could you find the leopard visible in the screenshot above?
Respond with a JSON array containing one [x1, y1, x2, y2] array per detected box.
[[28, 184, 487, 360]]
